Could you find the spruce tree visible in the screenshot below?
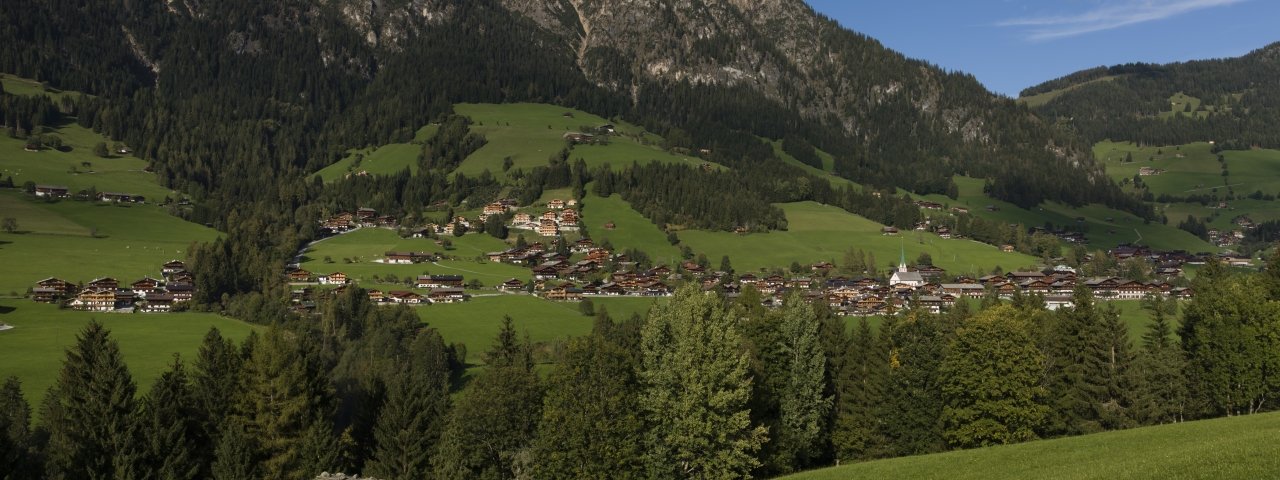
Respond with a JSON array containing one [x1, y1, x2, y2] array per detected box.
[[211, 420, 259, 480], [1042, 286, 1111, 435], [366, 330, 451, 480], [238, 328, 334, 480], [42, 321, 141, 480], [531, 335, 645, 479], [832, 318, 888, 461], [939, 305, 1049, 448], [434, 324, 543, 479], [0, 377, 34, 480], [192, 328, 244, 444], [774, 296, 831, 471], [877, 311, 952, 456], [1131, 296, 1188, 425], [136, 356, 204, 480], [639, 285, 767, 478]]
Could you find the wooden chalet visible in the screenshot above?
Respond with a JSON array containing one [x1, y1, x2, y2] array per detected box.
[[416, 275, 464, 288], [34, 185, 69, 198], [288, 269, 313, 282], [428, 288, 467, 303], [140, 293, 175, 313]]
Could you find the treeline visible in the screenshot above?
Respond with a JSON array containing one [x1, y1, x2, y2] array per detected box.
[[6, 261, 1279, 479]]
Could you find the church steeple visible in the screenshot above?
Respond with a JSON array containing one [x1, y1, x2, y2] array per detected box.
[[898, 239, 908, 272]]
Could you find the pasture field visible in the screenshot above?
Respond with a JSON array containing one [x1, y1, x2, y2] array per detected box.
[[452, 103, 710, 178], [0, 122, 176, 200], [1017, 75, 1119, 108], [0, 299, 259, 408], [297, 228, 529, 287], [417, 294, 657, 363], [767, 138, 862, 190], [1093, 141, 1280, 197], [315, 124, 439, 182], [679, 201, 1038, 276], [785, 410, 1280, 480], [0, 190, 219, 294], [0, 73, 86, 102], [914, 175, 1214, 253], [580, 190, 682, 262]]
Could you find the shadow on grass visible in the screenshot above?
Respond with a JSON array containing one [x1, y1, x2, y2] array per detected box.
[[0, 305, 17, 315]]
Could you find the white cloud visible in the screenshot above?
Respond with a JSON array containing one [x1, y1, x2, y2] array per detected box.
[[998, 0, 1247, 41]]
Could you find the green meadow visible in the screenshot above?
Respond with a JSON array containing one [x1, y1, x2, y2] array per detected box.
[[581, 190, 683, 262], [914, 175, 1214, 252], [418, 295, 657, 364], [1093, 141, 1280, 196], [297, 228, 529, 287], [453, 103, 710, 178], [0, 191, 219, 294], [0, 299, 259, 408], [679, 201, 1038, 275], [785, 410, 1280, 480], [1017, 75, 1119, 108], [767, 138, 863, 190], [0, 122, 177, 200], [314, 124, 439, 182], [0, 73, 86, 103]]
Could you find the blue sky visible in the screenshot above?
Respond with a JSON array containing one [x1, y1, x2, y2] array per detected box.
[[806, 0, 1280, 97]]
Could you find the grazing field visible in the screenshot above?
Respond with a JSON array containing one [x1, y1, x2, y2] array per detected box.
[[1093, 141, 1280, 196], [0, 73, 86, 102], [784, 410, 1280, 480], [297, 228, 528, 287], [0, 191, 219, 294], [913, 175, 1214, 253], [452, 103, 710, 178], [418, 295, 658, 363], [679, 201, 1038, 275], [0, 299, 259, 407], [580, 190, 682, 262], [767, 138, 862, 189], [0, 122, 176, 200], [1017, 75, 1119, 108], [315, 124, 439, 182]]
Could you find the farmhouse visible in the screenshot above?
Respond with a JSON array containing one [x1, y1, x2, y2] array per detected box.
[[385, 251, 433, 264], [71, 289, 117, 312], [499, 278, 526, 292], [881, 226, 899, 236], [88, 277, 119, 290], [416, 275, 464, 288], [98, 192, 141, 203], [318, 272, 348, 285], [34, 185, 69, 198], [388, 291, 426, 305], [162, 260, 188, 276], [547, 199, 566, 210], [288, 269, 313, 282], [140, 293, 175, 313], [32, 278, 76, 303], [165, 283, 195, 302], [131, 277, 163, 297], [428, 288, 467, 303]]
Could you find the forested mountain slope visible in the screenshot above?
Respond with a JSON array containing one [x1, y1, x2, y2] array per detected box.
[[1023, 42, 1280, 150]]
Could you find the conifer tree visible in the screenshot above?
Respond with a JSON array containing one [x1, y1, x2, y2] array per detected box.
[[238, 328, 334, 480], [532, 335, 645, 479], [939, 305, 1049, 448], [136, 356, 203, 480], [1042, 286, 1113, 435], [1131, 295, 1188, 425], [192, 328, 244, 444], [366, 330, 451, 480], [639, 285, 767, 478], [832, 318, 888, 461], [434, 322, 542, 479], [0, 377, 34, 480], [877, 311, 952, 456], [211, 420, 259, 480], [42, 321, 141, 480]]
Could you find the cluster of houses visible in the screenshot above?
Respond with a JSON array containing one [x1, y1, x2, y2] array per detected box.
[[320, 208, 398, 234], [286, 273, 470, 312], [33, 185, 146, 203], [31, 260, 195, 312], [1207, 215, 1255, 248], [508, 198, 580, 237]]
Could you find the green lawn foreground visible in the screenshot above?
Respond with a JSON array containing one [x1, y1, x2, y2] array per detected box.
[[0, 300, 259, 408], [784, 411, 1280, 480]]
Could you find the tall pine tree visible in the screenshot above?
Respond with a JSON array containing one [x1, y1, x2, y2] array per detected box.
[[0, 376, 35, 480], [365, 330, 451, 480], [773, 295, 831, 472], [136, 356, 204, 480]]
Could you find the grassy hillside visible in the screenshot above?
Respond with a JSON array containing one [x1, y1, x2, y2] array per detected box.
[[0, 73, 87, 103], [581, 190, 683, 262], [297, 228, 529, 287], [0, 191, 219, 294], [0, 299, 259, 407], [0, 122, 176, 200], [679, 201, 1038, 275], [315, 124, 439, 182], [786, 411, 1280, 480], [1017, 75, 1119, 108], [913, 175, 1214, 253], [453, 103, 710, 178]]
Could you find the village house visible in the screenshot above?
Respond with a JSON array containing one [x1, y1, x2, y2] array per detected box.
[[547, 199, 566, 210], [428, 288, 467, 303], [71, 288, 117, 312], [34, 185, 69, 198], [318, 272, 348, 285], [166, 282, 195, 302], [97, 192, 141, 203], [544, 284, 583, 301], [367, 289, 385, 303], [162, 260, 188, 276], [88, 277, 119, 291], [131, 278, 163, 297], [416, 275, 464, 288], [538, 219, 559, 237], [384, 251, 433, 264], [388, 291, 426, 305], [881, 226, 899, 236], [140, 293, 175, 313], [498, 278, 526, 292], [288, 269, 313, 282]]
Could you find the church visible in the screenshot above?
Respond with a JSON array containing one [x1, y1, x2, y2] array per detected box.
[[889, 246, 925, 288]]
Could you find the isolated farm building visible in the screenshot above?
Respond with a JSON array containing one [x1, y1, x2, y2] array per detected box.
[[34, 185, 69, 198], [881, 226, 899, 236]]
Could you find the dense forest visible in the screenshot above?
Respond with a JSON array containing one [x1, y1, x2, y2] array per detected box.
[[1025, 42, 1280, 149], [2, 260, 1278, 479]]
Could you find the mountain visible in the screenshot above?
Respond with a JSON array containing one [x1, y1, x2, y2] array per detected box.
[[1022, 42, 1280, 150], [0, 0, 1142, 210]]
